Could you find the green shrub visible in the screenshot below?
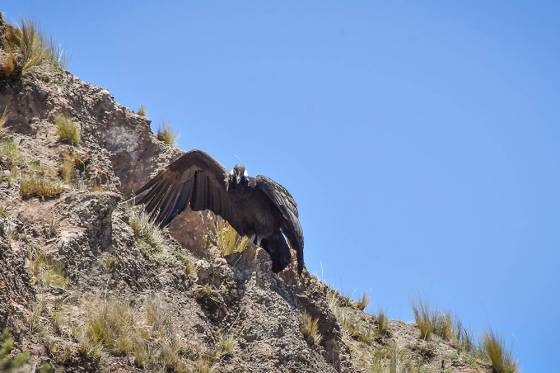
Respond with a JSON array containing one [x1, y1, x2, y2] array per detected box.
[[55, 115, 80, 145]]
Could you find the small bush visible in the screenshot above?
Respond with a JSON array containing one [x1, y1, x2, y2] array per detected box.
[[301, 311, 322, 345], [137, 105, 146, 117], [355, 292, 369, 311], [483, 331, 517, 373], [157, 122, 176, 145], [55, 115, 80, 145]]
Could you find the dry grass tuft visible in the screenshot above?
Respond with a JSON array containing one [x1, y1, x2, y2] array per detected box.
[[1, 50, 17, 78], [412, 302, 434, 341], [26, 246, 68, 288], [19, 166, 63, 199], [137, 105, 147, 117], [0, 107, 7, 130], [195, 359, 215, 373], [301, 311, 322, 346], [376, 310, 389, 337], [55, 115, 80, 145], [0, 18, 65, 77], [130, 209, 166, 260], [71, 297, 193, 371], [216, 217, 250, 256], [217, 333, 237, 356], [355, 292, 370, 311], [0, 139, 20, 170], [157, 121, 176, 145], [59, 153, 75, 184], [483, 331, 517, 373]]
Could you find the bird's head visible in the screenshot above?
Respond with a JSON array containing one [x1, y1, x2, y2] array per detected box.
[[231, 164, 248, 184]]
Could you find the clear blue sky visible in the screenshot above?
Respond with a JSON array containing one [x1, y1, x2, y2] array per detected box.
[[4, 1, 558, 370]]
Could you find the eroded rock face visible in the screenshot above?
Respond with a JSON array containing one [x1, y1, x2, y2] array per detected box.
[[0, 239, 34, 332]]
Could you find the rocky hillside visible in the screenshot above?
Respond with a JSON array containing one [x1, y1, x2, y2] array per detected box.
[[0, 16, 494, 373]]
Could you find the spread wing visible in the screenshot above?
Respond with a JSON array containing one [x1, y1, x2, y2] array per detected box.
[[133, 150, 235, 227], [255, 176, 304, 272]]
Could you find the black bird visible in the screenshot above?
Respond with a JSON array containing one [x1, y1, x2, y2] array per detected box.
[[133, 150, 304, 273]]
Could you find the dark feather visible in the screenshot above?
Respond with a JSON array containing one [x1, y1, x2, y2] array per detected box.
[[256, 176, 304, 272], [133, 149, 305, 273]]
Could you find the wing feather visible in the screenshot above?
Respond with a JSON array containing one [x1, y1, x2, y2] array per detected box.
[[133, 150, 235, 227], [255, 176, 304, 272]]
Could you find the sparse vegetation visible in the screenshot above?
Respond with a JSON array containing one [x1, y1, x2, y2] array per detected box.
[[327, 289, 373, 344], [104, 254, 118, 272], [301, 311, 322, 345], [0, 107, 7, 130], [175, 251, 196, 276], [412, 302, 434, 341], [130, 209, 166, 260], [0, 18, 65, 77], [483, 331, 517, 373], [356, 292, 370, 311], [59, 153, 75, 184], [26, 246, 68, 288], [62, 297, 203, 371], [0, 139, 20, 170], [55, 115, 80, 145], [217, 333, 237, 356], [19, 165, 63, 199], [157, 121, 176, 145], [137, 105, 146, 117], [216, 217, 250, 256], [376, 310, 389, 337], [194, 285, 223, 311], [0, 328, 29, 371]]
